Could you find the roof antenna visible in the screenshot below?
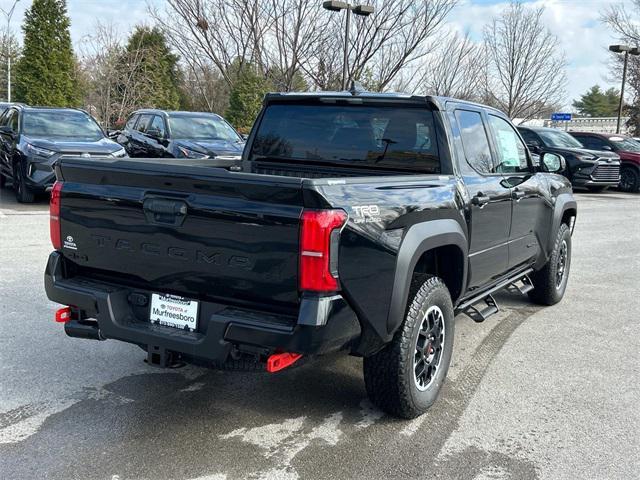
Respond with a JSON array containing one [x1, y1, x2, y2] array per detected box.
[[349, 80, 366, 96]]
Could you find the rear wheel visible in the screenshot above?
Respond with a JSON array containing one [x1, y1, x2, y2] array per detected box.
[[528, 223, 571, 305], [13, 161, 35, 203], [363, 275, 454, 419], [619, 167, 640, 193]]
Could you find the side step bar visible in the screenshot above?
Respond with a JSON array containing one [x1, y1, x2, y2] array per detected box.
[[464, 294, 498, 323], [457, 269, 534, 323]]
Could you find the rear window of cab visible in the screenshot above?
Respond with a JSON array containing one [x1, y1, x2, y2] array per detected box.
[[250, 103, 440, 173]]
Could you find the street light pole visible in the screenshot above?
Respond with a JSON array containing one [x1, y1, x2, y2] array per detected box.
[[322, 1, 374, 91], [342, 6, 350, 91], [0, 0, 19, 103], [609, 44, 640, 134]]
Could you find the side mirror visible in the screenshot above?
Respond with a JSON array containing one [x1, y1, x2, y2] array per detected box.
[[540, 152, 565, 173]]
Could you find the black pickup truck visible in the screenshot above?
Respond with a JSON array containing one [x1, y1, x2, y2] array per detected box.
[[44, 91, 576, 419]]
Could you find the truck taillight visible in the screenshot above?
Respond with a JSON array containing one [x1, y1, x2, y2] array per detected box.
[[299, 209, 347, 292], [50, 181, 63, 250]]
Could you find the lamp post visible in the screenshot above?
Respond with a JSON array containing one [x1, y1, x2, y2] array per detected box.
[[609, 44, 640, 134], [322, 1, 374, 91], [0, 0, 19, 103]]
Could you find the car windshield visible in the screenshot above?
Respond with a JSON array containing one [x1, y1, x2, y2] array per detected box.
[[23, 111, 104, 141], [168, 115, 241, 142], [609, 136, 640, 153], [250, 103, 440, 172], [538, 130, 584, 148]]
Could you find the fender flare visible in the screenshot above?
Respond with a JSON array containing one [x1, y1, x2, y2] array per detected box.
[[549, 194, 577, 250], [386, 219, 468, 336]]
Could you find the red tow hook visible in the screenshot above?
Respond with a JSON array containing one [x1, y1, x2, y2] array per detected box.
[[55, 306, 73, 323], [266, 352, 303, 373]]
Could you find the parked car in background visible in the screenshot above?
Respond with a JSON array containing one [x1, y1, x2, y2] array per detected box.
[[517, 126, 621, 192], [0, 106, 126, 202], [569, 132, 640, 192], [117, 110, 245, 160]]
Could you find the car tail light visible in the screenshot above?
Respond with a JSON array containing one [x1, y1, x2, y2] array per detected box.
[[299, 209, 347, 292], [50, 181, 63, 250]]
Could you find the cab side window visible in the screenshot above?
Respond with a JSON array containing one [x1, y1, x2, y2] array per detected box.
[[455, 109, 495, 174], [4, 109, 18, 132], [135, 114, 153, 133], [125, 114, 138, 130], [488, 115, 530, 173], [148, 116, 166, 138]]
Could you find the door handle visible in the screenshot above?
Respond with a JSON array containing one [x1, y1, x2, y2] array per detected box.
[[511, 189, 526, 201], [471, 194, 491, 207]]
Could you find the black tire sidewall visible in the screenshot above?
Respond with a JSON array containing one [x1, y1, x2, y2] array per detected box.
[[620, 167, 639, 193], [405, 282, 455, 411], [545, 224, 572, 303], [13, 160, 34, 203]]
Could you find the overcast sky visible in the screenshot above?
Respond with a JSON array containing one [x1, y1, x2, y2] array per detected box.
[[2, 0, 628, 110]]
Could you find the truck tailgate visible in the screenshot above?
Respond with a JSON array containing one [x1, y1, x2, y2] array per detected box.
[[56, 157, 304, 310]]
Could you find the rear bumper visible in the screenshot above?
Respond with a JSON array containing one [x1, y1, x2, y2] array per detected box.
[[44, 252, 361, 366]]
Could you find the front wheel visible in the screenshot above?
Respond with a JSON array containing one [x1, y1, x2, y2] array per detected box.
[[363, 275, 454, 419], [13, 161, 35, 203], [528, 223, 572, 306]]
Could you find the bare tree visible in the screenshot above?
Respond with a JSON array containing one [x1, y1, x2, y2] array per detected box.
[[150, 0, 272, 87], [78, 22, 162, 127], [419, 31, 486, 100], [483, 2, 566, 121], [602, 1, 640, 43], [152, 0, 457, 93], [349, 0, 457, 91]]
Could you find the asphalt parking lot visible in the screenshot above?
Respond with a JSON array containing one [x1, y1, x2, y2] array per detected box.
[[1, 187, 639, 480]]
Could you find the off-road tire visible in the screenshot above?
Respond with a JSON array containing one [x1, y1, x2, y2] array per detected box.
[[13, 161, 35, 203], [619, 166, 640, 193], [363, 275, 454, 419], [528, 223, 571, 306]]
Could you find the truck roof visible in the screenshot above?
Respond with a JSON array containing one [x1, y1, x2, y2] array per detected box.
[[264, 91, 506, 116]]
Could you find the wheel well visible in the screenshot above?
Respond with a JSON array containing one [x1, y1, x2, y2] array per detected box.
[[561, 208, 576, 227], [411, 245, 464, 301]]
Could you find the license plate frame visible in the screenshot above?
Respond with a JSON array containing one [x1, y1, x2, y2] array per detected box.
[[149, 293, 199, 332]]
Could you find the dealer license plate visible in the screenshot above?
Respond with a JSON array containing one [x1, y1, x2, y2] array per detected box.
[[149, 293, 199, 332]]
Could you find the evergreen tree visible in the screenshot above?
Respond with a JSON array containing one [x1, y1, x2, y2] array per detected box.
[[15, 0, 79, 106], [572, 85, 621, 117], [124, 26, 181, 110], [225, 66, 271, 133]]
